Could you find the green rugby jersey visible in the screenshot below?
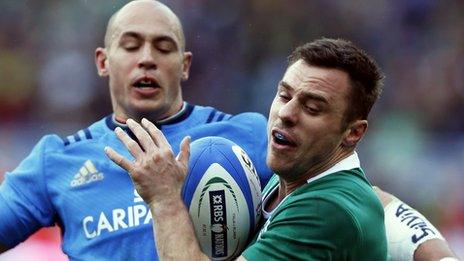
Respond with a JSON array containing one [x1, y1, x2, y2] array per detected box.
[[243, 153, 387, 260]]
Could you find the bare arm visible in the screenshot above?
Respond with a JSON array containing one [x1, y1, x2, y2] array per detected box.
[[105, 118, 209, 260], [414, 239, 457, 261], [374, 187, 457, 261], [150, 195, 208, 260]]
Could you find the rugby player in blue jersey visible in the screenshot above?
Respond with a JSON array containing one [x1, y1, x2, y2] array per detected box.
[[1, 1, 457, 260], [0, 1, 271, 259]]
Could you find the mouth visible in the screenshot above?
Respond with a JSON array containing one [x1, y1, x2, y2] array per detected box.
[[132, 76, 160, 89], [271, 129, 297, 148]]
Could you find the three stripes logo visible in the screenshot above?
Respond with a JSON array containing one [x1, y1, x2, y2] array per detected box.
[[70, 160, 104, 187]]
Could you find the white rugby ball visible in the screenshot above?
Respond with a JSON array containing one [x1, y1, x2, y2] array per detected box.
[[182, 136, 262, 260]]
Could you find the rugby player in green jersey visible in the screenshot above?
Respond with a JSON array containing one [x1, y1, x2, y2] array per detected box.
[[107, 30, 457, 261], [0, 1, 451, 260]]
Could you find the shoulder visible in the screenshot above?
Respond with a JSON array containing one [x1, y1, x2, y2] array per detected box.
[[272, 188, 359, 229], [308, 170, 384, 222], [255, 191, 362, 257], [275, 177, 382, 236], [188, 105, 268, 139], [276, 189, 361, 226], [226, 112, 267, 135], [306, 169, 381, 208], [25, 134, 66, 157], [188, 105, 233, 123], [191, 104, 267, 126], [59, 116, 110, 148], [29, 117, 110, 158], [60, 128, 95, 147], [251, 174, 387, 259], [288, 173, 386, 251], [229, 112, 267, 125]]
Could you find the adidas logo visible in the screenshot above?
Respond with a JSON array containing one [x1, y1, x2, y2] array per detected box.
[[71, 160, 104, 187]]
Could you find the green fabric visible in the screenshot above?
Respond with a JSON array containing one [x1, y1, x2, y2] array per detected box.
[[243, 168, 387, 261]]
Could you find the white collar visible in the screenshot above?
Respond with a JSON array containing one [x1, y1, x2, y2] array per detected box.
[[157, 102, 187, 124], [306, 151, 361, 184], [262, 152, 361, 219]]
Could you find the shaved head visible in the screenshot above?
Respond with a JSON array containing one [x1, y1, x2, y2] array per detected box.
[[104, 0, 186, 50], [95, 0, 192, 122]]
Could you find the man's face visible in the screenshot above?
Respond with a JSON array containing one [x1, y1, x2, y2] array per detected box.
[[97, 2, 192, 121], [267, 60, 351, 181]]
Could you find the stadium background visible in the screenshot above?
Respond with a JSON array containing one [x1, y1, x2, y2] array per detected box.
[[0, 0, 462, 259]]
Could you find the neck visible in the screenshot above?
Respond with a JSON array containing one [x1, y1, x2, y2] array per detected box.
[[303, 148, 354, 182], [278, 147, 354, 198], [113, 101, 185, 125]]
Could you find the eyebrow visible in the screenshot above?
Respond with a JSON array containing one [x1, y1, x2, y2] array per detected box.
[[120, 31, 142, 41], [279, 81, 329, 104]]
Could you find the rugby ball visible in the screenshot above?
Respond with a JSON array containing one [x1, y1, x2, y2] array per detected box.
[[182, 136, 262, 260]]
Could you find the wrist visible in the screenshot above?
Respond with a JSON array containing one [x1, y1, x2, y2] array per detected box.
[[149, 195, 186, 217]]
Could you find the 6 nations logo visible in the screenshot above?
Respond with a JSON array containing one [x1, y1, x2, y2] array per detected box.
[[196, 177, 240, 258], [209, 190, 228, 258]]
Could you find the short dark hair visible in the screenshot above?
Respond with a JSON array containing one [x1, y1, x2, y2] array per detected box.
[[288, 38, 383, 126]]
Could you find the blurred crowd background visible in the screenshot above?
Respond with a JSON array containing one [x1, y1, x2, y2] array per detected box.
[[0, 0, 463, 259]]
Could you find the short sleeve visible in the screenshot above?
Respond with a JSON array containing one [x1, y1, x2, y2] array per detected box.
[[242, 195, 361, 260], [0, 135, 59, 247]]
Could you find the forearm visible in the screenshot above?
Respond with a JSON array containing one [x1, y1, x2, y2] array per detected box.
[[414, 239, 457, 261], [150, 197, 210, 261], [374, 187, 458, 261]]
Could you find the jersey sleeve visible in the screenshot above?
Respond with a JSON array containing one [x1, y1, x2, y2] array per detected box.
[[383, 197, 445, 261], [0, 135, 60, 247], [242, 195, 361, 260], [230, 112, 272, 187]]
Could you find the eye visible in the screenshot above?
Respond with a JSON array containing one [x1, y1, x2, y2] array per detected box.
[[124, 45, 139, 51], [121, 41, 140, 51], [304, 104, 321, 115], [157, 47, 171, 54], [278, 91, 291, 102], [156, 41, 176, 53]]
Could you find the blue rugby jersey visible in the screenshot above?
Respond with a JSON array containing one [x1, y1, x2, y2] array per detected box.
[[0, 102, 271, 260]]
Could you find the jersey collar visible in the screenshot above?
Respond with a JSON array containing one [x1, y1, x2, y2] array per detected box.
[[105, 102, 194, 131], [306, 151, 361, 184]]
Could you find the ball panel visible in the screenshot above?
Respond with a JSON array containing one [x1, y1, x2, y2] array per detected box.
[[231, 145, 262, 230], [182, 136, 262, 260], [188, 163, 250, 260]]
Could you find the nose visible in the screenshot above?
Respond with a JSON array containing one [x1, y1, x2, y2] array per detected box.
[[277, 99, 298, 126], [138, 44, 157, 70]]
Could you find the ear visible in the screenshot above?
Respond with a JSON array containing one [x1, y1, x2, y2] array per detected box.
[[95, 47, 109, 77], [181, 51, 193, 81], [342, 119, 368, 147]]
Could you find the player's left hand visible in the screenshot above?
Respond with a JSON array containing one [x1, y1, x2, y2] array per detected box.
[[105, 118, 190, 206]]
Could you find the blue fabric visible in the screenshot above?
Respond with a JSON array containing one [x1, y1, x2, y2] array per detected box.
[[0, 103, 271, 260]]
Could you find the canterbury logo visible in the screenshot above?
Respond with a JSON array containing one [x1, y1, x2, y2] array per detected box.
[[71, 160, 104, 187]]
